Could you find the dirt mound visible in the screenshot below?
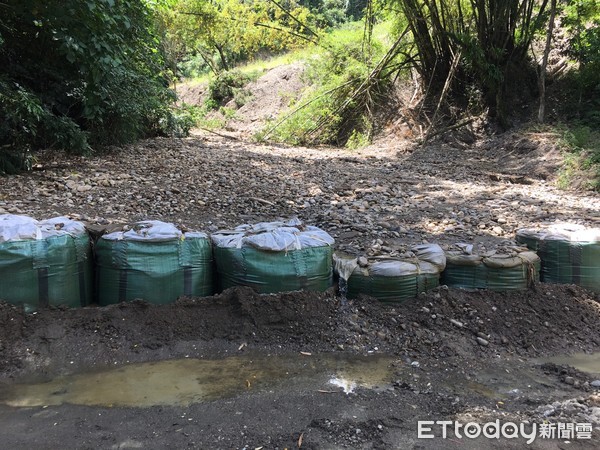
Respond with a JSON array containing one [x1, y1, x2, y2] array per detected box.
[[1, 284, 599, 447], [175, 63, 305, 137], [1, 283, 598, 378], [175, 80, 207, 106], [227, 63, 304, 136]]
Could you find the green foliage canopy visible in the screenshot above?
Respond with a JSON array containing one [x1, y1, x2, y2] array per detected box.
[[0, 0, 174, 169], [159, 0, 316, 74]]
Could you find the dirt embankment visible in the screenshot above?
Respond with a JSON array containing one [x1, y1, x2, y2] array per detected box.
[[1, 284, 598, 378]]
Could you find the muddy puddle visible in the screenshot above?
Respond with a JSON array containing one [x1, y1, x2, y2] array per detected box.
[[540, 353, 600, 375], [0, 353, 397, 408], [2, 352, 596, 409]]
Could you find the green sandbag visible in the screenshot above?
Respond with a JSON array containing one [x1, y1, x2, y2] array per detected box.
[[575, 241, 600, 292], [346, 261, 440, 304], [211, 219, 335, 294], [0, 215, 92, 311], [213, 246, 333, 293], [340, 244, 446, 304], [95, 221, 213, 305], [516, 226, 600, 292], [441, 249, 540, 291]]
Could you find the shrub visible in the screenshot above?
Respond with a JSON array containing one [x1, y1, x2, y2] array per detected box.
[[206, 70, 252, 107], [266, 23, 392, 146], [0, 0, 175, 169]]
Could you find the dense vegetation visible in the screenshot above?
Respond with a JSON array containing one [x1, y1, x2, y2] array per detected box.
[[0, 0, 598, 185], [0, 0, 176, 173]]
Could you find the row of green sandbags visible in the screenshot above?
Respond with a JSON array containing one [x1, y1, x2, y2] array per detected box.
[[516, 225, 600, 292], [0, 217, 336, 309], [5, 215, 594, 309], [97, 219, 336, 305], [335, 244, 545, 303]]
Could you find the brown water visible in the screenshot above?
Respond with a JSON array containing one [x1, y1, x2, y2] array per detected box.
[[0, 353, 397, 408], [3, 352, 596, 409], [541, 352, 600, 375]]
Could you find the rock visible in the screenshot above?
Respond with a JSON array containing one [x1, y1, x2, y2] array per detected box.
[[591, 380, 600, 388], [491, 226, 504, 235], [476, 337, 489, 346], [564, 377, 575, 385], [357, 256, 368, 267], [450, 319, 463, 328]]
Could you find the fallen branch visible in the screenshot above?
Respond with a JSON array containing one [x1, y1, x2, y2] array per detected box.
[[249, 197, 275, 206], [418, 117, 475, 143], [198, 127, 240, 141]]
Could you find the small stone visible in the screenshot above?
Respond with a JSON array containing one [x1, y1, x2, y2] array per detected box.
[[492, 226, 504, 235], [450, 319, 463, 328], [411, 361, 420, 368], [590, 380, 600, 388], [357, 256, 369, 267], [564, 377, 575, 385], [422, 307, 431, 314], [476, 337, 489, 346]]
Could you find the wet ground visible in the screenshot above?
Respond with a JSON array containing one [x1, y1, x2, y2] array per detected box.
[[0, 285, 599, 448]]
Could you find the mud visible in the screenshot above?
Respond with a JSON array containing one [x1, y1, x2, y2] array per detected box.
[[0, 284, 599, 448]]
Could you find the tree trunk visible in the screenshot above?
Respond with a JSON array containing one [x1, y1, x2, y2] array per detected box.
[[214, 44, 229, 72], [538, 0, 557, 123]]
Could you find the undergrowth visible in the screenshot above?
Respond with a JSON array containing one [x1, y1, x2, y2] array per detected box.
[[557, 124, 600, 191], [262, 22, 403, 147], [206, 70, 254, 107], [168, 103, 227, 133]]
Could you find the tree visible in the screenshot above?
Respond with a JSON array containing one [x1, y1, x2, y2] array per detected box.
[[395, 0, 550, 127], [562, 0, 600, 123], [0, 0, 173, 169], [161, 0, 315, 74], [538, 0, 557, 123]]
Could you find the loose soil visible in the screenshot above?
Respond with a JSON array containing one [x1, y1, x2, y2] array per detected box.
[[0, 64, 599, 448], [0, 285, 599, 448]]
